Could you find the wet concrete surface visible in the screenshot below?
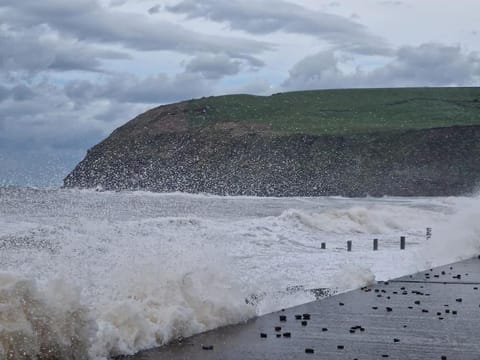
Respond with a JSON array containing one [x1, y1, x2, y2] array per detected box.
[[125, 256, 480, 360]]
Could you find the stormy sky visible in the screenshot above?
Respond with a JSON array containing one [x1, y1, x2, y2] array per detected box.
[[1, 0, 480, 186]]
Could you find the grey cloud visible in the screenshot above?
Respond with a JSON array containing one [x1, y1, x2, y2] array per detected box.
[[379, 1, 404, 6], [106, 72, 211, 103], [109, 0, 127, 6], [370, 43, 480, 86], [185, 54, 242, 79], [283, 50, 346, 90], [0, 26, 130, 75], [0, 84, 37, 103], [0, 85, 9, 102], [148, 4, 161, 14], [167, 0, 391, 55], [283, 43, 480, 90], [11, 84, 36, 101], [66, 71, 212, 105], [0, 0, 271, 65]]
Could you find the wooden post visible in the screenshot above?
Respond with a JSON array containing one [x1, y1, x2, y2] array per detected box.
[[347, 240, 352, 252], [321, 242, 326, 250], [373, 238, 378, 251], [426, 227, 432, 240], [400, 236, 406, 250]]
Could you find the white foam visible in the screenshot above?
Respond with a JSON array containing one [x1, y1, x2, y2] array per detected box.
[[0, 188, 478, 358]]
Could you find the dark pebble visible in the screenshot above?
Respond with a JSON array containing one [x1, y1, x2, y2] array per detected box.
[[322, 328, 328, 332], [280, 315, 287, 322], [283, 332, 291, 338], [303, 314, 311, 320], [275, 326, 282, 331], [260, 333, 267, 338], [301, 321, 308, 326], [386, 307, 393, 312], [295, 315, 302, 320], [337, 345, 344, 350], [393, 338, 400, 343], [305, 348, 314, 354], [202, 345, 214, 350]]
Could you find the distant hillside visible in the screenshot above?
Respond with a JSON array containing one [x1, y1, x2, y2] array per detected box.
[[64, 87, 480, 196], [186, 87, 480, 134]]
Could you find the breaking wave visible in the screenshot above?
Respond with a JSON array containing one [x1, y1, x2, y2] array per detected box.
[[0, 188, 479, 358]]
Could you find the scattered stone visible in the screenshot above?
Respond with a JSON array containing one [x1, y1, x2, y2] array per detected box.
[[279, 315, 287, 322], [283, 332, 291, 338], [202, 345, 214, 350], [260, 333, 267, 338], [305, 348, 314, 354]]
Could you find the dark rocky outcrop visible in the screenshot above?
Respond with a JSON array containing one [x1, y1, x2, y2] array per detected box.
[[64, 101, 480, 197]]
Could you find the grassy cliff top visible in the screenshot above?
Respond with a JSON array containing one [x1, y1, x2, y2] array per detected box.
[[185, 87, 480, 135]]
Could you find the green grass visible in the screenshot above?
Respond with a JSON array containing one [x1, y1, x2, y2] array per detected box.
[[185, 87, 480, 135]]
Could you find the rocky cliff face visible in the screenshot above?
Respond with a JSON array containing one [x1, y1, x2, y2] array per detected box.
[[64, 102, 480, 196]]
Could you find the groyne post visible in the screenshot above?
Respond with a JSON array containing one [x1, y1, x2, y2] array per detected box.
[[321, 242, 326, 250], [400, 236, 406, 250], [347, 240, 352, 252], [373, 238, 378, 251], [426, 227, 432, 240]]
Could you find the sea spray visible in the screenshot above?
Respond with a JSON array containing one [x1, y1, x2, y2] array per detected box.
[[420, 195, 480, 266], [1, 188, 478, 358], [0, 273, 94, 359]]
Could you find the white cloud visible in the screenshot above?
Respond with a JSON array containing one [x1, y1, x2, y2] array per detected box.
[[283, 43, 480, 90]]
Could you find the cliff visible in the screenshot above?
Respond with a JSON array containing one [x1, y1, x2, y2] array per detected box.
[[64, 88, 480, 196]]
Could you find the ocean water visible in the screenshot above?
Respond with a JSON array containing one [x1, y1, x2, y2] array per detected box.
[[0, 187, 479, 359]]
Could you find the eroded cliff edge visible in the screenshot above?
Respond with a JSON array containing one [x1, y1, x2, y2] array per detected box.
[[64, 89, 480, 196]]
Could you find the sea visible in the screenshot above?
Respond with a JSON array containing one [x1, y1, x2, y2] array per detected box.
[[0, 187, 479, 359]]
